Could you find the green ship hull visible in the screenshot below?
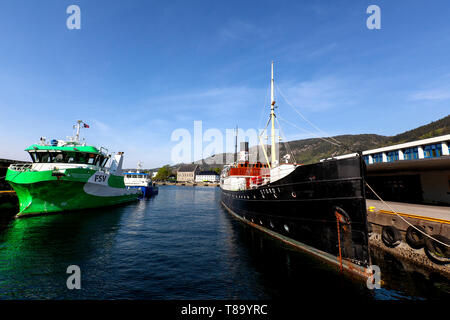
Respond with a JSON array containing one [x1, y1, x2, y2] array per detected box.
[[6, 167, 140, 217]]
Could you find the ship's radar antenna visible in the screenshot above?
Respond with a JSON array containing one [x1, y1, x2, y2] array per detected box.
[[137, 161, 143, 173], [72, 120, 90, 143]]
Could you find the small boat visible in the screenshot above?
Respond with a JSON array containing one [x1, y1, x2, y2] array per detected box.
[[123, 162, 159, 198], [6, 120, 141, 217], [220, 62, 371, 280]]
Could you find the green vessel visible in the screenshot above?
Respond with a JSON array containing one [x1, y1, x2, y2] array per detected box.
[[6, 120, 141, 218]]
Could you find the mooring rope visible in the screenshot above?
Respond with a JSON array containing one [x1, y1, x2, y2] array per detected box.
[[365, 182, 450, 248]]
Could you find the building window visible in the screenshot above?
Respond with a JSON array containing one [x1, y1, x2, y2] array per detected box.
[[372, 153, 383, 163], [423, 143, 442, 158], [386, 151, 399, 162], [404, 147, 419, 160]]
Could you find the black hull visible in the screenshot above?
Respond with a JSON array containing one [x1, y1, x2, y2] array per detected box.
[[221, 157, 370, 273]]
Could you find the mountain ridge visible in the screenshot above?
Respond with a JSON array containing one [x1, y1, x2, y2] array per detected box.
[[148, 114, 450, 172]]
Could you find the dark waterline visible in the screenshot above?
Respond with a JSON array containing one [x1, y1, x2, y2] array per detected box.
[[0, 186, 448, 300]]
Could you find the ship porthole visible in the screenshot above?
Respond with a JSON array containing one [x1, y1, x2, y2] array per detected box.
[[284, 224, 290, 232], [291, 192, 296, 198]]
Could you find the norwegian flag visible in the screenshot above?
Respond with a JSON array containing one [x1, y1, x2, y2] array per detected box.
[[83, 123, 90, 128]]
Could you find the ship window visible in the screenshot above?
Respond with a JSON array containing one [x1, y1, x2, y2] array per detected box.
[[93, 155, 101, 166], [78, 153, 87, 164], [53, 153, 64, 163], [36, 152, 55, 163], [87, 153, 96, 165], [97, 155, 105, 166], [28, 152, 38, 163], [40, 152, 53, 163]]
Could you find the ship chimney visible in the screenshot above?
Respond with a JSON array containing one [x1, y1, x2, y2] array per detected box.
[[239, 142, 249, 162]]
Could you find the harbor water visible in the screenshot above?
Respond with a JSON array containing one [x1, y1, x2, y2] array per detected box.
[[0, 186, 448, 300]]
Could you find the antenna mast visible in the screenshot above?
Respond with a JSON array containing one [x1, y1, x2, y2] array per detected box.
[[75, 120, 83, 143], [270, 61, 277, 166]]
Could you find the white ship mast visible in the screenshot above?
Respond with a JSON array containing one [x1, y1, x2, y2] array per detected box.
[[74, 120, 83, 143], [72, 120, 89, 145], [270, 61, 277, 167]]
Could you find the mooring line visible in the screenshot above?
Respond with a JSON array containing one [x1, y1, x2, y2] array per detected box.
[[365, 182, 450, 248]]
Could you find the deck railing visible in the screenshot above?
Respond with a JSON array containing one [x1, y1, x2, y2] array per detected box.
[[9, 163, 33, 171]]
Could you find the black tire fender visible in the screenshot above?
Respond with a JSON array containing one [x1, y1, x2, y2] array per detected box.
[[381, 226, 401, 248], [405, 225, 426, 249], [424, 234, 450, 265]]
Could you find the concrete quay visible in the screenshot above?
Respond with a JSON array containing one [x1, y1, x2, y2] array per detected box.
[[367, 199, 449, 278], [155, 181, 220, 187]]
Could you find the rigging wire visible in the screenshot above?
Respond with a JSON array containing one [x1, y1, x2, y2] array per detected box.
[[275, 83, 342, 145], [365, 182, 450, 248], [277, 115, 341, 147], [275, 116, 297, 164]]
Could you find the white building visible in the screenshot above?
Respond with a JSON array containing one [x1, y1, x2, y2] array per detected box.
[[323, 134, 450, 164], [195, 171, 220, 183], [323, 134, 450, 205]]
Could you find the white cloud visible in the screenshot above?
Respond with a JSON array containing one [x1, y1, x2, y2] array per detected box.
[[409, 88, 450, 101], [306, 43, 338, 58], [277, 76, 358, 111], [148, 86, 265, 117], [218, 19, 264, 42]]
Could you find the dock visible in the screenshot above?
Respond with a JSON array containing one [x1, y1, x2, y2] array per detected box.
[[154, 181, 219, 187], [367, 199, 449, 278]]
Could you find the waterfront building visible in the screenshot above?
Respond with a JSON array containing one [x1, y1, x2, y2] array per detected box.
[[195, 171, 220, 183], [325, 134, 450, 205], [176, 164, 199, 182]]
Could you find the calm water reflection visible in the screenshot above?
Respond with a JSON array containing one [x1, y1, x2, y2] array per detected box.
[[0, 186, 447, 300]]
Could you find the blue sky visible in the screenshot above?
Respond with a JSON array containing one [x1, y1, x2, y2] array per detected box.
[[0, 0, 449, 168]]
